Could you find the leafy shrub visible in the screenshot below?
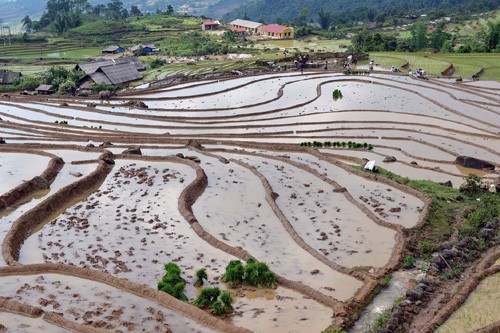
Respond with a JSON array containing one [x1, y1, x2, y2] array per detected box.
[[150, 58, 167, 69], [211, 299, 225, 315], [402, 256, 416, 268], [222, 260, 245, 287], [194, 288, 233, 316], [91, 83, 118, 94], [194, 268, 208, 287], [222, 259, 276, 288], [332, 89, 343, 100], [157, 262, 188, 301], [193, 287, 221, 308], [459, 174, 482, 193]]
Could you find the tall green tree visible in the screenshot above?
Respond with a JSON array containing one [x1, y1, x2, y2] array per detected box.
[[106, 0, 124, 20], [130, 5, 142, 17], [166, 4, 174, 15], [484, 22, 499, 52], [317, 9, 332, 30], [411, 21, 428, 50], [21, 16, 33, 33]]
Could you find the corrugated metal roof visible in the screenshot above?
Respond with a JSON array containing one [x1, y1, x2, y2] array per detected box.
[[36, 84, 53, 91], [76, 57, 146, 74], [230, 19, 263, 29], [102, 45, 122, 52], [203, 21, 220, 25], [89, 71, 112, 84], [98, 63, 142, 85]]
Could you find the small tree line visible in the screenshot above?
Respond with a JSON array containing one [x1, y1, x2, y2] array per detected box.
[[300, 141, 374, 149]]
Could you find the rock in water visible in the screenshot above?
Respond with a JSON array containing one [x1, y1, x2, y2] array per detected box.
[[122, 147, 142, 155], [31, 176, 49, 189], [455, 156, 495, 171], [383, 156, 397, 162], [186, 139, 204, 149]]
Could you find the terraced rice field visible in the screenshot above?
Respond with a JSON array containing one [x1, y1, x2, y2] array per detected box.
[[0, 72, 498, 332]]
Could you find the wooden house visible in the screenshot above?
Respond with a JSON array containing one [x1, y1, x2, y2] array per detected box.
[[0, 69, 22, 85], [78, 62, 143, 90], [36, 84, 54, 95]]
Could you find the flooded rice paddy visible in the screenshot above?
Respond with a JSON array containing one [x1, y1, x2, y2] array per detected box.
[[0, 72, 498, 332]]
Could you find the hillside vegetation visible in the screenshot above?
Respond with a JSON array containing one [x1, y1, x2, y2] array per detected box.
[[224, 0, 498, 23]]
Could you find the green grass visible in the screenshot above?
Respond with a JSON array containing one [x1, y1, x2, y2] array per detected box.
[[251, 37, 351, 52], [357, 166, 500, 256], [369, 52, 500, 80]]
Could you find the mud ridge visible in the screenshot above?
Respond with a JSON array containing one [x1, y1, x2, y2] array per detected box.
[[0, 265, 250, 333], [2, 159, 113, 265]]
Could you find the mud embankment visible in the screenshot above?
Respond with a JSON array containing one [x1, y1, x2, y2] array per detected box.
[[0, 149, 64, 213], [421, 248, 500, 333], [2, 155, 113, 265], [0, 264, 250, 333], [0, 296, 108, 333]]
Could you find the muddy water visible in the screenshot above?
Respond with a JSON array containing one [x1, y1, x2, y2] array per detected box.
[[0, 312, 67, 333], [2, 162, 97, 266], [23, 160, 237, 297], [275, 152, 425, 228], [0, 273, 216, 333], [232, 285, 333, 333], [192, 152, 363, 300], [436, 272, 500, 333], [225, 153, 396, 268], [351, 271, 423, 333], [0, 153, 51, 195]]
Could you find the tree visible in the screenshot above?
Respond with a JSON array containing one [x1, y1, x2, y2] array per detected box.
[[93, 4, 106, 16], [106, 0, 124, 20], [21, 16, 33, 33], [411, 21, 428, 51], [166, 4, 174, 15], [130, 5, 142, 17], [194, 268, 208, 287], [317, 9, 332, 30], [484, 22, 499, 52], [121, 8, 129, 19]]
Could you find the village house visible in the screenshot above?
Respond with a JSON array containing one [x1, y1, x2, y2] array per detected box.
[[75, 57, 145, 91], [36, 84, 54, 95], [102, 45, 125, 55], [0, 69, 22, 85], [130, 44, 159, 56], [229, 19, 263, 34], [259, 24, 294, 39], [230, 27, 247, 37], [202, 20, 220, 31]]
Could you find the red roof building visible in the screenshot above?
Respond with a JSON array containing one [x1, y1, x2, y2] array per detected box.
[[230, 27, 247, 36], [202, 20, 220, 30], [258, 24, 294, 39]]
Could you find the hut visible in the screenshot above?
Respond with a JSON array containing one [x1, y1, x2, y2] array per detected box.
[[130, 44, 159, 56], [102, 45, 125, 54], [0, 69, 22, 85], [36, 84, 54, 95], [75, 57, 146, 75]]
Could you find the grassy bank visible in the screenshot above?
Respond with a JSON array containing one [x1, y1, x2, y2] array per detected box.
[[369, 52, 500, 80]]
